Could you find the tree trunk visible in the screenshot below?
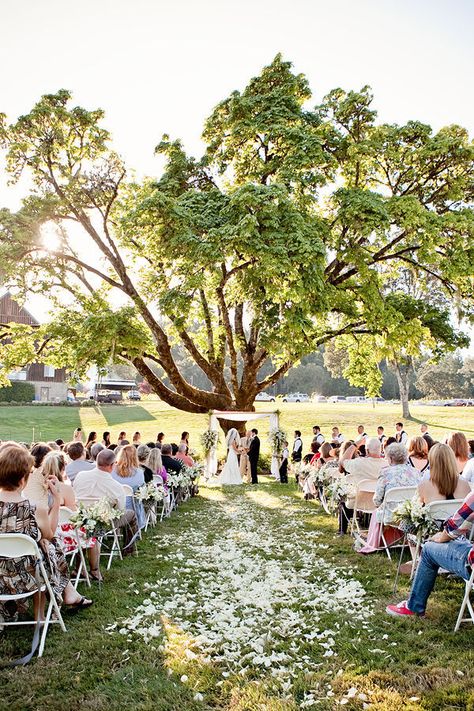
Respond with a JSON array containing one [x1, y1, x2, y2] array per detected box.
[[392, 359, 412, 419]]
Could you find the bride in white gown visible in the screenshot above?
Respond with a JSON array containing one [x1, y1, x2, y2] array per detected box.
[[218, 428, 243, 485]]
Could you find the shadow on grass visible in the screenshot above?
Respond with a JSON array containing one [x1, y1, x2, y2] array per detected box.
[[100, 405, 157, 427]]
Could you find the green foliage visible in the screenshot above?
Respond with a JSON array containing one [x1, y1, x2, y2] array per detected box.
[[0, 56, 473, 412], [0, 381, 35, 402]]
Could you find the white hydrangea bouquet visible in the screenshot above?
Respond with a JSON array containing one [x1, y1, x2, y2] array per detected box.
[[200, 429, 219, 455], [134, 482, 165, 503], [181, 463, 204, 481], [268, 428, 286, 455], [392, 497, 440, 540], [70, 498, 122, 537], [325, 478, 357, 504], [168, 470, 192, 490]]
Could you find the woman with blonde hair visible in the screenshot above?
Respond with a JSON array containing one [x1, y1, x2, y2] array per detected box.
[[112, 444, 145, 528], [42, 451, 77, 510], [407, 436, 429, 476], [148, 447, 168, 487], [447, 431, 470, 475], [419, 443, 471, 505]]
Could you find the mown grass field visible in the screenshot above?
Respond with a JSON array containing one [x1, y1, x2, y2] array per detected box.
[[0, 400, 472, 453], [0, 479, 472, 711]]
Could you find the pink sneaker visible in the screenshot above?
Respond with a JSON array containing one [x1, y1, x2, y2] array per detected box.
[[386, 600, 425, 617]]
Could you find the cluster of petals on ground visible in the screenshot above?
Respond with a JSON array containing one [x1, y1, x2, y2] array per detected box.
[[113, 490, 378, 703]]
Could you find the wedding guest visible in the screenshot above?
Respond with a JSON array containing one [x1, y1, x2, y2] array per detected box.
[[339, 438, 385, 534], [161, 444, 183, 474], [156, 432, 165, 449], [65, 441, 94, 483], [137, 444, 153, 483], [73, 428, 83, 442], [312, 426, 325, 445], [408, 436, 430, 477], [0, 443, 93, 622], [147, 448, 168, 488], [85, 431, 97, 456], [462, 446, 474, 482], [309, 442, 321, 465], [55, 439, 65, 450], [132, 432, 141, 445], [90, 442, 105, 462], [303, 442, 320, 464], [358, 443, 421, 554], [42, 451, 77, 510], [47, 441, 60, 451], [74, 449, 138, 554], [447, 431, 470, 475], [112, 445, 145, 529], [386, 490, 474, 618], [23, 443, 52, 506], [117, 431, 127, 446], [180, 432, 190, 453], [102, 431, 111, 447], [291, 431, 303, 464], [176, 444, 194, 467], [395, 422, 408, 445], [385, 436, 397, 448], [400, 443, 472, 575], [279, 441, 289, 483], [318, 443, 340, 478]]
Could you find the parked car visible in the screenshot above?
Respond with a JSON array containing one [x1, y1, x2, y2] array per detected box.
[[255, 392, 275, 402], [311, 395, 327, 403], [328, 396, 346, 403], [282, 392, 310, 403], [95, 389, 122, 403], [127, 390, 141, 401], [444, 399, 468, 407]]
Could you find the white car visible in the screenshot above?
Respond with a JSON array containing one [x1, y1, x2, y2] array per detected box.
[[255, 392, 275, 402], [282, 392, 310, 403], [312, 395, 327, 403]]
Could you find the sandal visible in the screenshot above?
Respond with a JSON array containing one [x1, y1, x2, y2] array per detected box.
[[90, 569, 103, 583], [65, 596, 94, 611]]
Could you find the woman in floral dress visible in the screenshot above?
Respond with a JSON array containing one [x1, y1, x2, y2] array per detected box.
[[0, 443, 93, 622]]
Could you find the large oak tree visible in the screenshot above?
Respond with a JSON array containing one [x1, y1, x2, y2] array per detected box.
[[0, 56, 472, 417]]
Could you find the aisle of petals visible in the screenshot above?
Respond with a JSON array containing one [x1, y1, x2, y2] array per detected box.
[[113, 489, 375, 705]]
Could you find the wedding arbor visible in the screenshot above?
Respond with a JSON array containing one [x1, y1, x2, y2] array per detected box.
[[205, 410, 280, 478]]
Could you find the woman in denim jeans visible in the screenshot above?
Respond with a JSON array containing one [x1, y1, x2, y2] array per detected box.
[[387, 490, 474, 617]]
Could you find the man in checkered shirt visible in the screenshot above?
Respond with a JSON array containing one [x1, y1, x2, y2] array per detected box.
[[387, 491, 474, 617]]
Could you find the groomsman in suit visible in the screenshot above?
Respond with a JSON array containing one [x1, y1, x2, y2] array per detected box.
[[248, 428, 260, 484]]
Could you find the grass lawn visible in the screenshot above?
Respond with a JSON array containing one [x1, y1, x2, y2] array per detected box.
[[0, 400, 472, 452], [0, 479, 473, 710]]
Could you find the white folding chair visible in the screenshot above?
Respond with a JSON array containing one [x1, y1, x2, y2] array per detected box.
[[454, 523, 474, 631], [154, 474, 173, 519], [122, 484, 142, 540], [0, 533, 67, 662], [78, 497, 122, 571], [376, 486, 418, 560], [58, 506, 91, 589], [410, 499, 465, 580], [351, 479, 377, 541]]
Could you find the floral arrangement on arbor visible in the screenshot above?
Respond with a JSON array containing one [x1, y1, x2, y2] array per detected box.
[[392, 497, 440, 539], [70, 498, 122, 537], [268, 428, 286, 455], [200, 429, 219, 455], [135, 482, 165, 503]]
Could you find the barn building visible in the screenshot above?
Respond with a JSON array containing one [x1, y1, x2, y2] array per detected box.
[[0, 291, 68, 401]]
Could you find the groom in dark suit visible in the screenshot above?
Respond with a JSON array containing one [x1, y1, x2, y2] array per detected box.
[[248, 428, 260, 484]]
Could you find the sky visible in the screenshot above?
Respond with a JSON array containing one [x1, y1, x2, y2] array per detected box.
[[0, 0, 473, 332]]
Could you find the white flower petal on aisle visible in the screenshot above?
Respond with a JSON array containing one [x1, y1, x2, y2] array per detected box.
[[112, 490, 375, 702]]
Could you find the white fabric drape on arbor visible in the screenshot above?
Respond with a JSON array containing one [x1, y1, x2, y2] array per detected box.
[[206, 410, 280, 477]]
